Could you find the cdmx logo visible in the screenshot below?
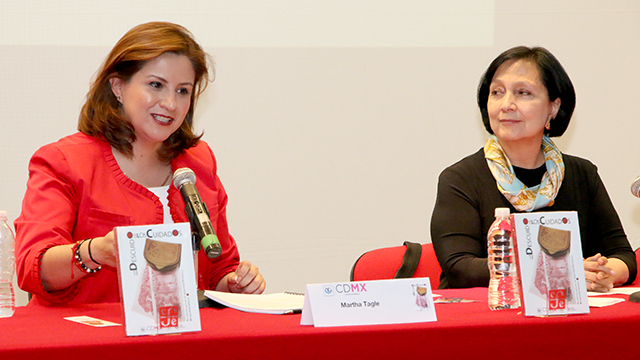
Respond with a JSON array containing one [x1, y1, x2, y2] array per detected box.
[[323, 283, 367, 296]]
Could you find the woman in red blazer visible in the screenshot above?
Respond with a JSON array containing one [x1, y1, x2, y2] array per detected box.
[[15, 22, 265, 305]]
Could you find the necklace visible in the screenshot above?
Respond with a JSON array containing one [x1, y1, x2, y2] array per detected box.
[[112, 147, 172, 187], [122, 167, 172, 187], [161, 168, 173, 186]]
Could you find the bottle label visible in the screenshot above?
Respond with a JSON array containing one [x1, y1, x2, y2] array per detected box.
[[498, 219, 511, 232], [488, 217, 520, 310]]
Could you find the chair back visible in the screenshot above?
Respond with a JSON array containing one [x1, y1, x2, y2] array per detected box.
[[350, 242, 441, 289]]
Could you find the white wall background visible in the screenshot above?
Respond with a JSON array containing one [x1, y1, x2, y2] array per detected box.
[[1, 1, 639, 306]]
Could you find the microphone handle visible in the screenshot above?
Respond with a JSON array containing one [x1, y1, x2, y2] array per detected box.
[[196, 208, 222, 258], [180, 183, 222, 258], [201, 233, 222, 258]]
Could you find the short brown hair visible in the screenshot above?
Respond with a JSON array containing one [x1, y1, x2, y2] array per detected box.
[[78, 22, 212, 162]]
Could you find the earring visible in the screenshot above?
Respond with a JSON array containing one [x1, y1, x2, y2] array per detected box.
[[545, 115, 555, 130], [116, 94, 122, 103]]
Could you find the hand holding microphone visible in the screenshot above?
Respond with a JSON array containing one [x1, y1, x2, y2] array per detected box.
[[173, 168, 222, 258]]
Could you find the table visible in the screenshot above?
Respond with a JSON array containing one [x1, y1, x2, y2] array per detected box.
[[2, 287, 639, 359]]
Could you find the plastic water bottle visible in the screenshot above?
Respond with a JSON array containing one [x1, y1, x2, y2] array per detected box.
[[0, 211, 15, 317], [487, 207, 520, 310]]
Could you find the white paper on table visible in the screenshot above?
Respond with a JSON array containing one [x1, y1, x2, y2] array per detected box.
[[587, 287, 640, 296], [587, 297, 625, 307], [204, 291, 305, 314]]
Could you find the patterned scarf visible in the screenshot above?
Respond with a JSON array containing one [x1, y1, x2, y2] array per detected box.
[[484, 135, 564, 212]]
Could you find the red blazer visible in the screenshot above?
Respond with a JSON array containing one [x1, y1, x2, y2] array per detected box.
[[15, 132, 239, 305]]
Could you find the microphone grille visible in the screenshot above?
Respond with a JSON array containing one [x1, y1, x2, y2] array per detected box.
[[173, 167, 196, 188], [631, 176, 640, 198]]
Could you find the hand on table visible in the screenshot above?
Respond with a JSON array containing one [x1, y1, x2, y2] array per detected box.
[[220, 260, 266, 294], [584, 253, 615, 292]]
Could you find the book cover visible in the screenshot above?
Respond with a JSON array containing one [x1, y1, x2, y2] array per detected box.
[[115, 222, 201, 336], [511, 211, 589, 316]]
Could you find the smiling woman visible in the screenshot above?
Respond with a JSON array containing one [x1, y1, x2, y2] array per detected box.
[[109, 53, 196, 188], [13, 22, 266, 306], [430, 46, 637, 293]]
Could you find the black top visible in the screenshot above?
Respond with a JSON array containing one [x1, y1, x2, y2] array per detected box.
[[431, 148, 637, 289], [513, 165, 547, 188]]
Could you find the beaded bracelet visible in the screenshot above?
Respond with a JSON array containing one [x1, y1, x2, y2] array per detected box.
[[72, 239, 101, 274]]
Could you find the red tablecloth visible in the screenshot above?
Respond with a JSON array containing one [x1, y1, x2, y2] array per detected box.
[[2, 287, 639, 359]]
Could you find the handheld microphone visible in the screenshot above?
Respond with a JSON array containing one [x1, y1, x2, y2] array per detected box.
[[631, 176, 640, 198], [173, 167, 222, 258]]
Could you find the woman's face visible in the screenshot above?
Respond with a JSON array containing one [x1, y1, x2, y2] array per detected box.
[[487, 59, 560, 148], [111, 52, 195, 150]]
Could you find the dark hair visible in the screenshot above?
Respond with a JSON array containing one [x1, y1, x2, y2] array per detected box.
[[477, 46, 576, 137], [78, 22, 213, 162]]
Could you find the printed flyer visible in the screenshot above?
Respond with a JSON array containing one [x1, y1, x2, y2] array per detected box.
[[511, 211, 589, 316], [115, 222, 201, 336]]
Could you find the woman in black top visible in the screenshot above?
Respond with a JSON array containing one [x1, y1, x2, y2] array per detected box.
[[431, 46, 636, 291]]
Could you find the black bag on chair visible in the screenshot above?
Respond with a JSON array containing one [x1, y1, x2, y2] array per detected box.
[[350, 241, 423, 281], [393, 241, 422, 278]]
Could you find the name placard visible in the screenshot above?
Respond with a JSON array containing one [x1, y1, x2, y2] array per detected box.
[[300, 277, 437, 327]]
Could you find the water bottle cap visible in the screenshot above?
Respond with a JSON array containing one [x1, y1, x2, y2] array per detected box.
[[0, 211, 6, 221], [494, 207, 510, 218]]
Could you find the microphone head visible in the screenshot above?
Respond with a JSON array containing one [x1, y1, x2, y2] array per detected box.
[[631, 176, 640, 198], [173, 167, 196, 189]]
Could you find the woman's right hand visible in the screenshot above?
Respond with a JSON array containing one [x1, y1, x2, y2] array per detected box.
[[88, 230, 118, 268], [41, 230, 118, 291]]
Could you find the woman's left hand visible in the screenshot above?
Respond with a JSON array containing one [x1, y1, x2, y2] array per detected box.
[[583, 253, 615, 292], [218, 260, 266, 294]]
